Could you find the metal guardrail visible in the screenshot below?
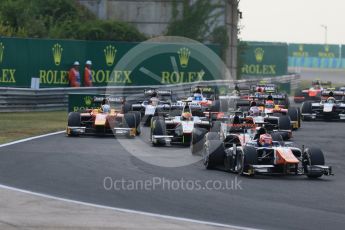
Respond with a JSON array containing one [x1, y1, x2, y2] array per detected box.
[[0, 75, 300, 112]]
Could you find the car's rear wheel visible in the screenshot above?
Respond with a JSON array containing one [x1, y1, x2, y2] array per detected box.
[[123, 102, 132, 114], [191, 128, 208, 155], [129, 111, 141, 135], [151, 118, 166, 146], [211, 100, 220, 112], [238, 146, 258, 175], [288, 107, 300, 129], [203, 140, 225, 169], [67, 112, 81, 137], [301, 101, 313, 121], [278, 115, 291, 130], [303, 148, 325, 178]]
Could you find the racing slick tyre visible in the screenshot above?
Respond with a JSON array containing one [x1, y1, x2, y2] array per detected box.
[[123, 102, 132, 114], [191, 128, 208, 155], [303, 148, 325, 178], [203, 140, 225, 169], [67, 112, 81, 137], [124, 113, 136, 137], [237, 146, 258, 176], [294, 90, 304, 103], [220, 98, 229, 112], [288, 107, 301, 129], [301, 101, 313, 121], [271, 132, 283, 144], [205, 132, 219, 141], [211, 100, 221, 112], [151, 118, 167, 146], [129, 111, 142, 135], [278, 115, 291, 130], [211, 121, 221, 132]]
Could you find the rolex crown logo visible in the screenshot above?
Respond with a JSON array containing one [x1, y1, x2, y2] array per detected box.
[[0, 42, 4, 64], [325, 45, 329, 52], [104, 45, 117, 66], [254, 47, 264, 63], [298, 45, 303, 52], [52, 43, 63, 66], [84, 96, 93, 106], [178, 47, 191, 68]]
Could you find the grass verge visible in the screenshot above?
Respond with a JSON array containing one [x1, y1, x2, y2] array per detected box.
[[0, 111, 67, 144]]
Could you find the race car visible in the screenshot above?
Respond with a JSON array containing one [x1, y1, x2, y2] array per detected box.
[[150, 101, 212, 146], [179, 86, 221, 112], [127, 89, 174, 126], [235, 96, 301, 131], [294, 80, 332, 103], [202, 127, 333, 178], [301, 92, 345, 121], [67, 95, 141, 137]]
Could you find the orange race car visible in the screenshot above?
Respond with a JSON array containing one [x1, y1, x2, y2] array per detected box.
[[66, 96, 141, 137]]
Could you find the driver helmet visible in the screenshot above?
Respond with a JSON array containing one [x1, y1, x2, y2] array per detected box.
[[326, 97, 335, 103], [265, 100, 274, 108], [249, 105, 260, 116], [101, 104, 110, 113], [194, 93, 202, 101], [181, 112, 192, 121], [259, 133, 273, 147]]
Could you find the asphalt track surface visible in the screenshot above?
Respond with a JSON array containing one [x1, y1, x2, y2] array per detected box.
[[0, 118, 344, 230], [291, 68, 345, 84]]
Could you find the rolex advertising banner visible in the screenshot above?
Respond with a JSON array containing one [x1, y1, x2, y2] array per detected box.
[[0, 37, 221, 88], [341, 45, 345, 68], [288, 43, 341, 68], [240, 42, 288, 77]]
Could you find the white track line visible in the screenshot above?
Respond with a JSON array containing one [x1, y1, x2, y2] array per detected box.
[[0, 131, 65, 148], [0, 184, 259, 230], [0, 131, 260, 230]]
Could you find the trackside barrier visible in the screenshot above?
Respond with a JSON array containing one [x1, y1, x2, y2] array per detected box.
[[0, 74, 300, 112]]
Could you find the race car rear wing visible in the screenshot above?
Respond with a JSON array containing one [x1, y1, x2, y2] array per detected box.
[[250, 83, 277, 93], [144, 89, 172, 97], [93, 95, 124, 103], [249, 93, 287, 100], [312, 80, 332, 86]]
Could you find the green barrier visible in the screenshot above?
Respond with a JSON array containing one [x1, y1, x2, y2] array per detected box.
[[240, 42, 288, 77], [0, 37, 221, 87], [288, 43, 341, 68]]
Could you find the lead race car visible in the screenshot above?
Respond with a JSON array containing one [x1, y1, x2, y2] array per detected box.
[[201, 120, 333, 178], [67, 95, 141, 137], [150, 101, 213, 146], [301, 92, 345, 121], [127, 89, 174, 126]]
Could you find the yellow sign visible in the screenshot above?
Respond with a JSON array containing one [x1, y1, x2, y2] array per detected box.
[[104, 45, 117, 66], [52, 43, 63, 66], [254, 48, 264, 63], [0, 43, 4, 64], [318, 45, 335, 58], [292, 45, 309, 57], [178, 47, 191, 68]]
